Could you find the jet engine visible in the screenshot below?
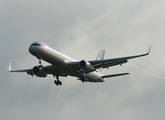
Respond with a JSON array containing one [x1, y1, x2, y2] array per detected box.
[[78, 60, 95, 73], [33, 66, 47, 77]]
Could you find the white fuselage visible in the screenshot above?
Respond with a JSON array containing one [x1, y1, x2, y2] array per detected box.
[[29, 43, 104, 82]]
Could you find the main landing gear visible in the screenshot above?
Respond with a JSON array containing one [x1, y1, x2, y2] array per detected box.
[[53, 71, 62, 86], [81, 77, 88, 83], [37, 55, 62, 86], [79, 71, 88, 83], [54, 80, 62, 86]]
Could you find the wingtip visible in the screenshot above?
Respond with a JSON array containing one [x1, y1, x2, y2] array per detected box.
[[148, 46, 151, 55], [9, 63, 11, 72]]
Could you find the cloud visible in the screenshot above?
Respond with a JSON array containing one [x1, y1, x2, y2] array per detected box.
[[1, 0, 165, 120]]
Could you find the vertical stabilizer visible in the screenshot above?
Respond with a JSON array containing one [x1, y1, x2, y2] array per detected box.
[[96, 48, 105, 60], [96, 48, 105, 73]]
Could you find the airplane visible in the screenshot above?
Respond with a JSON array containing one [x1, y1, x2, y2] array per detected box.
[[9, 42, 151, 86]]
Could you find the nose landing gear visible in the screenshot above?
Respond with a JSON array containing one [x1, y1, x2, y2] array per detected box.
[[37, 55, 43, 68]]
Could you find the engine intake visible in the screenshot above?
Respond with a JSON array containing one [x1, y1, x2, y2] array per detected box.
[[33, 66, 39, 73], [79, 60, 87, 68], [78, 60, 95, 73], [33, 66, 47, 77]]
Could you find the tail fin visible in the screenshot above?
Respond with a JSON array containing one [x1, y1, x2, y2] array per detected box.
[[96, 48, 105, 60], [96, 48, 105, 73]]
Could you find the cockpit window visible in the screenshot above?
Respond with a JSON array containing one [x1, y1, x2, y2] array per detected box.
[[30, 42, 60, 52], [30, 42, 47, 47], [31, 43, 41, 46]]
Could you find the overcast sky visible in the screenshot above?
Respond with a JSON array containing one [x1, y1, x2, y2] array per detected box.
[[1, 0, 165, 120]]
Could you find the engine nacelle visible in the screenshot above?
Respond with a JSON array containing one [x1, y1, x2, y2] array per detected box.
[[33, 66, 47, 77], [78, 60, 95, 73], [79, 60, 90, 68]]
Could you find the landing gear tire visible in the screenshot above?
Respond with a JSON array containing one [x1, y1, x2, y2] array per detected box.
[[59, 81, 62, 85], [54, 80, 62, 86], [81, 77, 88, 83], [54, 80, 57, 85]]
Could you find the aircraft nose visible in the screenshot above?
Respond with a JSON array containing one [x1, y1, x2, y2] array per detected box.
[[29, 45, 33, 54], [29, 42, 47, 56], [29, 43, 37, 54]]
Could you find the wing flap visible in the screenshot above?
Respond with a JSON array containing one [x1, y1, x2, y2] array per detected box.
[[93, 59, 128, 69]]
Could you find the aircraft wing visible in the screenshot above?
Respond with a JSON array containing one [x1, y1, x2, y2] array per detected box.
[[89, 46, 151, 69], [9, 63, 67, 77], [69, 47, 151, 72]]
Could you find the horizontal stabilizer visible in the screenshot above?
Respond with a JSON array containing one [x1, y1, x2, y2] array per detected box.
[[101, 73, 129, 78]]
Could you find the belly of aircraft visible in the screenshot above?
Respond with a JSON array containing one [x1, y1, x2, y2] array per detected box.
[[85, 72, 104, 82], [58, 65, 104, 82]]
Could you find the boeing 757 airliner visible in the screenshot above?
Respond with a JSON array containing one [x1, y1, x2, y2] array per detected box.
[[9, 42, 151, 86]]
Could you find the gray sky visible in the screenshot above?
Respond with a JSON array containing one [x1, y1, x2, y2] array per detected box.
[[1, 0, 165, 120]]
